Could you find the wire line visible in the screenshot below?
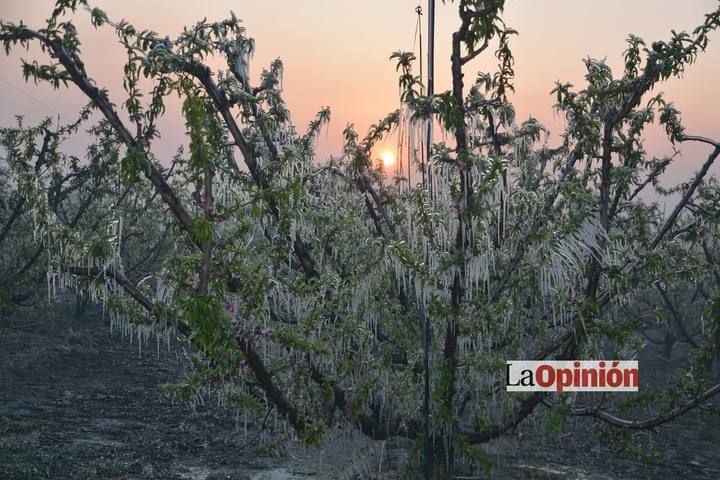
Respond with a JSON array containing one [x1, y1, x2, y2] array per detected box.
[[0, 75, 63, 118]]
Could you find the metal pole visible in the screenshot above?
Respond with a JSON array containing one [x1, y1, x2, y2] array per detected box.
[[426, 0, 435, 200], [423, 5, 435, 479], [416, 5, 425, 189], [422, 307, 432, 480]]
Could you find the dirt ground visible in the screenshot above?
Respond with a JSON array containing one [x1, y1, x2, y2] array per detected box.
[[1, 295, 719, 479]]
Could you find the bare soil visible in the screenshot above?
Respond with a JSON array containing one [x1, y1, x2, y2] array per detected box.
[[1, 296, 719, 479]]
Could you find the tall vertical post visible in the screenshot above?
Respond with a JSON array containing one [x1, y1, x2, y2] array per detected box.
[[423, 4, 435, 479], [417, 5, 423, 190], [426, 0, 435, 200]]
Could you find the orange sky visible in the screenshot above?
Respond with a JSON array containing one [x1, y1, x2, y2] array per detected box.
[[1, 0, 718, 194]]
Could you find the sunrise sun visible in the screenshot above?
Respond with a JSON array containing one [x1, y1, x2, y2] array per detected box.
[[380, 150, 396, 167]]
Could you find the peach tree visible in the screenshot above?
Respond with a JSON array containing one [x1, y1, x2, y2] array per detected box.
[[2, 0, 720, 477]]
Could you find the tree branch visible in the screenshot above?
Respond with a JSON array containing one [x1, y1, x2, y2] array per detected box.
[[572, 382, 720, 429], [4, 27, 200, 249], [650, 145, 720, 249]]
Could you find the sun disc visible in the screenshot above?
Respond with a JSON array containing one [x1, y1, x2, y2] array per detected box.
[[381, 150, 395, 167]]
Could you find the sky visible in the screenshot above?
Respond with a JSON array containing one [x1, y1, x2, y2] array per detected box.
[[1, 0, 719, 198]]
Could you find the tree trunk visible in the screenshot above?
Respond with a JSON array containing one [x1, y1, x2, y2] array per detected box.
[[663, 332, 676, 359]]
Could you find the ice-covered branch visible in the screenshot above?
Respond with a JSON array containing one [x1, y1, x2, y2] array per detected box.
[[572, 382, 720, 429]]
